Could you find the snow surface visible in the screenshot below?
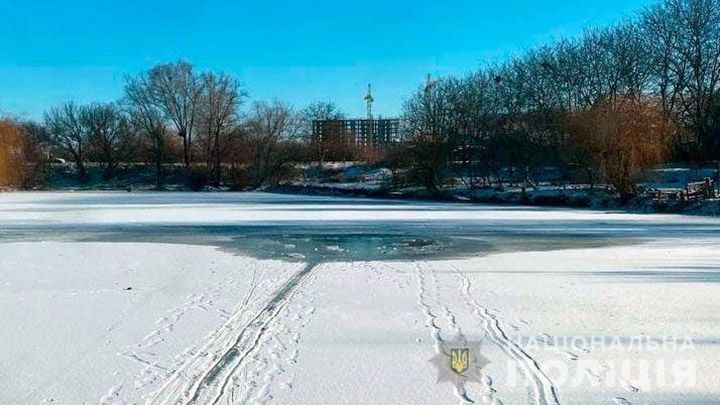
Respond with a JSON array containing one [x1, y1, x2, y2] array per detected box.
[[1, 192, 719, 404]]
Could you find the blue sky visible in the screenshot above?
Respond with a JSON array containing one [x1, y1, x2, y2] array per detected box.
[[0, 0, 656, 120]]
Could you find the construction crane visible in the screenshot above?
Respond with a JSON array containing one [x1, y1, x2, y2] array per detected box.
[[364, 83, 374, 120]]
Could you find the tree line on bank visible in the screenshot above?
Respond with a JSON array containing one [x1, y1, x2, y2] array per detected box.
[[399, 0, 720, 201], [1, 61, 347, 190], [2, 0, 720, 202]]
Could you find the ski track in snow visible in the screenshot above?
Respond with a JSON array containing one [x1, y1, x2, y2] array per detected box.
[[100, 263, 274, 403], [99, 259, 321, 405], [179, 262, 320, 405], [449, 263, 560, 405], [104, 258, 638, 405], [226, 266, 319, 404]]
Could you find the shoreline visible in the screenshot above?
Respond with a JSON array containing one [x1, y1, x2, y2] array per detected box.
[[4, 183, 719, 217]]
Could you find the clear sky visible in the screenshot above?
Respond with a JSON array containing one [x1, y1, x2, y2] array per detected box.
[[0, 0, 656, 120]]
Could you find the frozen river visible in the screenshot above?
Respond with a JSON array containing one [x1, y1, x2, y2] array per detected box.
[[1, 192, 719, 404]]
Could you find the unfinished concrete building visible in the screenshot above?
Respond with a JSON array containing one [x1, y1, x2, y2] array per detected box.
[[311, 118, 400, 150]]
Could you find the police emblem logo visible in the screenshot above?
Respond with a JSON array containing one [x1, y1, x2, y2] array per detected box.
[[430, 334, 490, 390], [450, 348, 469, 374]]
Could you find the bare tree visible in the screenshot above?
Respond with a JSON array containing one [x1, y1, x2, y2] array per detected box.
[[242, 101, 301, 187], [147, 61, 203, 167], [402, 77, 456, 192], [44, 102, 89, 178], [19, 121, 51, 188], [82, 103, 136, 180], [642, 3, 685, 126], [300, 101, 346, 162], [301, 101, 345, 132], [197, 72, 245, 186], [124, 73, 169, 188], [642, 0, 720, 158], [438, 71, 502, 190]]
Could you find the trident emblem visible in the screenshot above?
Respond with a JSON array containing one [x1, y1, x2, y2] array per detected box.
[[450, 348, 469, 374]]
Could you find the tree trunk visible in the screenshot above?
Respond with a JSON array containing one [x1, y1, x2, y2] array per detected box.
[[154, 133, 164, 189], [213, 131, 221, 187], [181, 131, 190, 167]]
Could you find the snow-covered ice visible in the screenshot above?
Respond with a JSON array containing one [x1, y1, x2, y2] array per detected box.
[[1, 192, 719, 404]]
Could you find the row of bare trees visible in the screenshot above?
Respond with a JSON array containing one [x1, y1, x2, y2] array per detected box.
[[401, 0, 720, 201], [44, 102, 134, 180], [30, 61, 325, 189], [121, 61, 247, 187]]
